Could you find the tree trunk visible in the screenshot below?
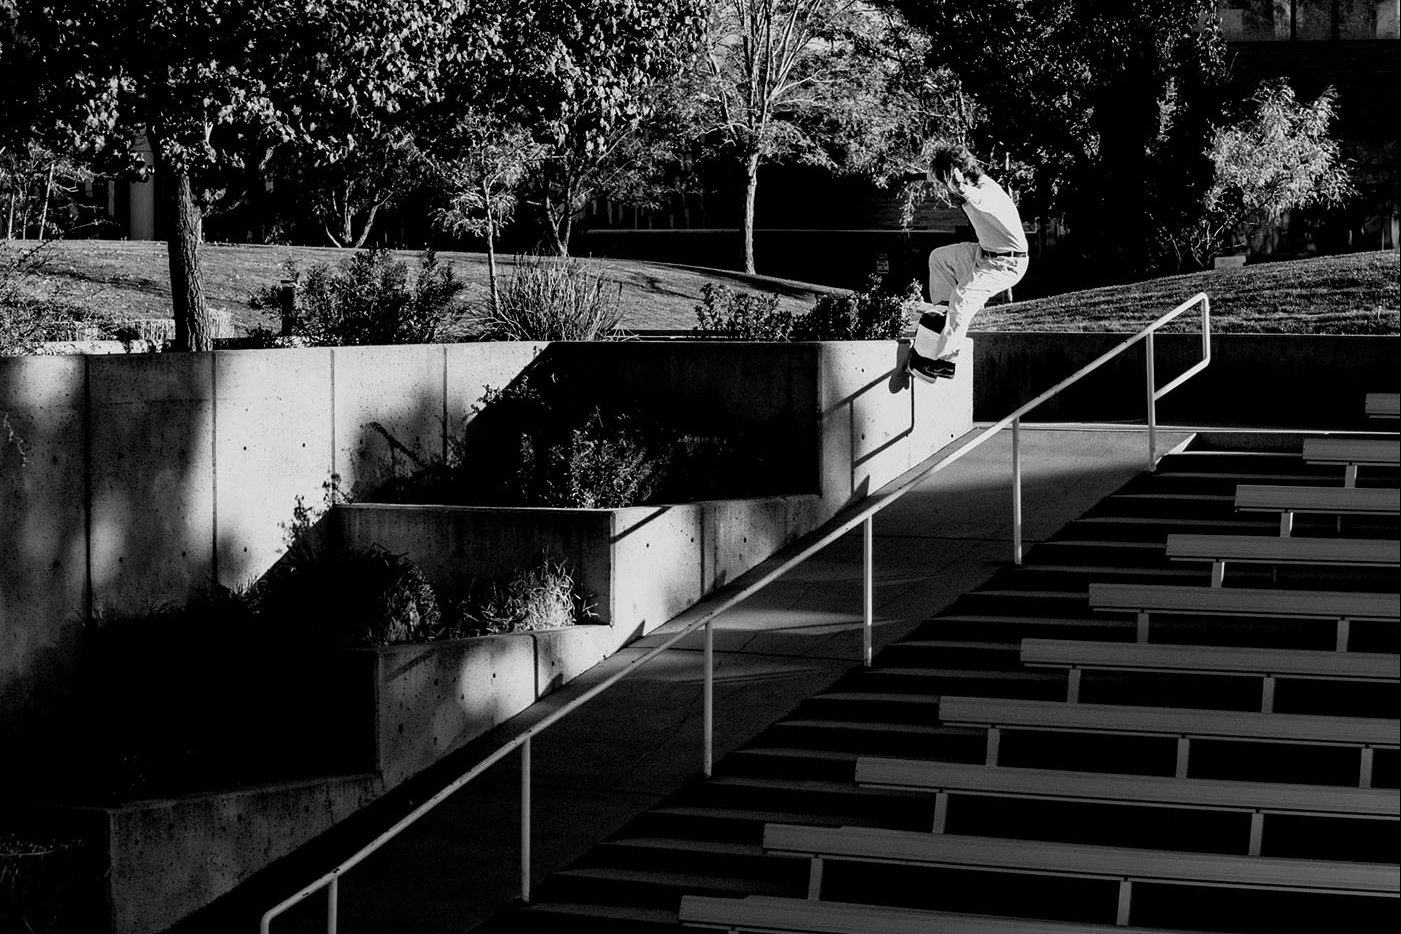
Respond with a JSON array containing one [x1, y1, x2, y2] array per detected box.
[[157, 147, 212, 352], [351, 202, 381, 248], [483, 180, 500, 318], [5, 188, 14, 239], [742, 152, 760, 274], [540, 191, 566, 255], [38, 163, 55, 239]]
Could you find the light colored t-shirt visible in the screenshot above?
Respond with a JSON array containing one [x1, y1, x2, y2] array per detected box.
[[959, 177, 1028, 253]]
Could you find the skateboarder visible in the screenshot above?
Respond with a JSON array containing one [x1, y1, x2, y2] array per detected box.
[[907, 144, 1029, 382]]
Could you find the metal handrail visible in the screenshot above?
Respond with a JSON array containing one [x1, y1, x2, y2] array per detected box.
[[262, 292, 1210, 931]]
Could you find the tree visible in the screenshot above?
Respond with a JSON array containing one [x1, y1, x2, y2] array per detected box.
[[305, 132, 427, 249], [889, 0, 1226, 277], [1, 141, 97, 239], [696, 1, 940, 274], [481, 0, 709, 255], [2, 1, 466, 350], [1166, 80, 1354, 268], [433, 116, 544, 316]]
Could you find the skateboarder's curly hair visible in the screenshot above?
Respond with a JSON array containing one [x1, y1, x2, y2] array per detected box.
[[930, 143, 984, 186]]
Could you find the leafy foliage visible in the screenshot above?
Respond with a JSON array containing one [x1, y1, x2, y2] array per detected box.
[[369, 376, 749, 509], [477, 0, 709, 254], [469, 253, 624, 341], [1202, 82, 1354, 256], [696, 276, 918, 341], [792, 276, 920, 340], [0, 140, 103, 239], [269, 246, 467, 345], [432, 116, 545, 315], [514, 407, 670, 508], [442, 557, 596, 638], [697, 0, 949, 272], [891, 0, 1227, 275], [693, 282, 795, 340], [3, 1, 469, 349], [304, 133, 430, 249], [256, 542, 441, 647]]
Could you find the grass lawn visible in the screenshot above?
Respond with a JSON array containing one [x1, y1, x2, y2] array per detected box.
[[981, 250, 1399, 334], [17, 240, 839, 335], [11, 239, 1399, 336]]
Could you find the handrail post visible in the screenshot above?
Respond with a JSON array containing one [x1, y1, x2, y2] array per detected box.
[[703, 619, 714, 777], [862, 516, 874, 667], [327, 875, 338, 934], [521, 736, 531, 904], [1012, 417, 1023, 565], [1146, 329, 1158, 470]]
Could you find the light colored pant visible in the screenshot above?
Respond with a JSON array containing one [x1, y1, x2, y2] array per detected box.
[[917, 242, 1028, 361]]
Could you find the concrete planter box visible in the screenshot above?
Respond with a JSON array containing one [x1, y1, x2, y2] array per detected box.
[[359, 624, 635, 787], [335, 494, 822, 636]]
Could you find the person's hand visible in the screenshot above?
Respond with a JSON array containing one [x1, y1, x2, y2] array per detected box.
[[944, 167, 970, 200]]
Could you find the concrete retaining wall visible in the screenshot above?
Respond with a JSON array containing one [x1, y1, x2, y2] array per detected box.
[[334, 339, 969, 795], [0, 343, 545, 752], [971, 332, 1398, 428]]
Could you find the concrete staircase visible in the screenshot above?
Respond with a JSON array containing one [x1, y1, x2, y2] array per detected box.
[[474, 434, 1399, 933]]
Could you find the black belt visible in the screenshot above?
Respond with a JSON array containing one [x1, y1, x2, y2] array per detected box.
[[980, 248, 1027, 258]]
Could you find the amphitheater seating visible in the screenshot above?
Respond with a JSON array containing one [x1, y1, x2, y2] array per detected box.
[[935, 696, 1397, 785], [1365, 393, 1399, 420], [1018, 639, 1398, 710], [1234, 484, 1400, 536], [761, 824, 1399, 925], [1164, 533, 1399, 586], [553, 430, 1401, 934], [1087, 582, 1399, 650], [854, 757, 1399, 854], [679, 894, 1209, 933], [1302, 438, 1401, 487]]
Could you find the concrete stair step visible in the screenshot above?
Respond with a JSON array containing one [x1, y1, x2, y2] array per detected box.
[[949, 590, 1091, 617], [639, 803, 898, 839], [839, 668, 1062, 702], [669, 776, 931, 833], [584, 837, 778, 879], [1004, 565, 1203, 587], [1064, 516, 1278, 540], [719, 747, 860, 782], [1119, 472, 1352, 494], [1090, 493, 1237, 519], [909, 615, 1132, 643], [764, 718, 983, 757], [874, 639, 1023, 668], [795, 692, 943, 722], [1026, 539, 1168, 568], [1156, 451, 1312, 472], [539, 865, 798, 908], [489, 900, 682, 933]]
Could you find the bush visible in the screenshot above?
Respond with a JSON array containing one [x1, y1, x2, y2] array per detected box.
[[693, 282, 794, 340], [471, 253, 624, 341], [694, 277, 918, 341], [256, 543, 441, 647], [442, 557, 596, 638], [517, 407, 668, 508], [792, 276, 919, 340], [257, 246, 467, 346]]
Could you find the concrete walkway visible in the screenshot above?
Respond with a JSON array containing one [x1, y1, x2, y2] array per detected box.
[[235, 425, 1191, 934]]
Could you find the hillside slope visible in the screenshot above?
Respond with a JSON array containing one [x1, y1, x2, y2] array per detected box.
[[12, 240, 1399, 336]]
